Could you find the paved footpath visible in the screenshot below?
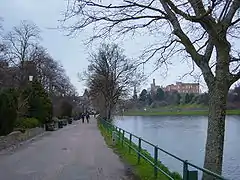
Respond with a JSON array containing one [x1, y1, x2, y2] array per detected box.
[[0, 118, 131, 180]]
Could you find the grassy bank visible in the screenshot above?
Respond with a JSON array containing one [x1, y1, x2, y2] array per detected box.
[[98, 122, 182, 180], [123, 109, 240, 116]]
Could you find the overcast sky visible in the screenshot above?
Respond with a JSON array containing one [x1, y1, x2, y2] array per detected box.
[[0, 0, 207, 95]]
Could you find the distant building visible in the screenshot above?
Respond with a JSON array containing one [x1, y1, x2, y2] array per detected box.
[[133, 84, 137, 100], [164, 82, 200, 94], [149, 79, 200, 94], [79, 89, 94, 112], [150, 79, 160, 93]]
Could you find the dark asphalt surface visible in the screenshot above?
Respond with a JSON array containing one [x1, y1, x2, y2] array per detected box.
[[0, 119, 129, 180]]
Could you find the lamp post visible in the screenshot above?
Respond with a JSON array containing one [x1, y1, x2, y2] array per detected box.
[[17, 75, 34, 119], [29, 75, 33, 82]]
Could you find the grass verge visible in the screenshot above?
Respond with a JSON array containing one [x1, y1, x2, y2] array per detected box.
[[98, 122, 182, 180], [123, 109, 240, 116]]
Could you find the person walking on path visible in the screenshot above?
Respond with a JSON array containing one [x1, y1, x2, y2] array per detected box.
[[81, 112, 85, 123], [86, 112, 90, 123]]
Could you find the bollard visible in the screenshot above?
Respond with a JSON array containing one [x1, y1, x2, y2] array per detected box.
[[122, 130, 125, 147], [138, 138, 142, 164], [183, 160, 189, 180], [129, 134, 132, 153], [154, 146, 158, 178], [118, 128, 121, 142]]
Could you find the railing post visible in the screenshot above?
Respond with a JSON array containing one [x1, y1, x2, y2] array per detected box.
[[115, 127, 117, 143], [154, 145, 158, 178], [118, 128, 121, 143], [138, 138, 142, 164], [183, 160, 189, 180], [129, 133, 132, 153], [122, 130, 125, 147]]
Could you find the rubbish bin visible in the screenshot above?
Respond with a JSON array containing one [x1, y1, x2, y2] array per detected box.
[[68, 118, 73, 124], [58, 120, 63, 128], [112, 131, 117, 145], [63, 119, 67, 126]]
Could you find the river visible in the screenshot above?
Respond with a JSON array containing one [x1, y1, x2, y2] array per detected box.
[[113, 115, 240, 180]]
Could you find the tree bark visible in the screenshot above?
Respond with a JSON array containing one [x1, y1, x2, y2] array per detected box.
[[105, 100, 112, 120], [203, 87, 228, 179], [107, 106, 111, 120], [203, 48, 230, 179]]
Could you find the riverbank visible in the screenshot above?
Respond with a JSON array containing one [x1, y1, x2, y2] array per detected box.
[[123, 109, 240, 116], [98, 121, 182, 180]]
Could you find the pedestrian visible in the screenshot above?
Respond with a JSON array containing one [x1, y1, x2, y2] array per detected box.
[[86, 112, 90, 123], [81, 113, 85, 123]]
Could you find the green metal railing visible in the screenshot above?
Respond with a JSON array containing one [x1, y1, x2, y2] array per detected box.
[[100, 119, 228, 180]]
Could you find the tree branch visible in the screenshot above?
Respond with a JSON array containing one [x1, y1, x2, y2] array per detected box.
[[165, 0, 212, 22], [230, 18, 240, 26], [123, 0, 167, 15], [223, 0, 240, 27], [161, 0, 215, 87]]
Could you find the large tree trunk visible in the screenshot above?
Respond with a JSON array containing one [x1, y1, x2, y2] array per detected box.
[[203, 47, 230, 179], [203, 87, 228, 179], [107, 107, 111, 120], [100, 101, 108, 120]]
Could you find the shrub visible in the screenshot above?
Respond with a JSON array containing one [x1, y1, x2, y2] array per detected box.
[[15, 118, 40, 129], [0, 88, 18, 136], [24, 81, 53, 124]]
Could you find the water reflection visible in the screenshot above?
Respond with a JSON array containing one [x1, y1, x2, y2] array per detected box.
[[113, 115, 240, 180]]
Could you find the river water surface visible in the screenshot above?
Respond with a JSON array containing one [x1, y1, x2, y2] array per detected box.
[[113, 116, 240, 179]]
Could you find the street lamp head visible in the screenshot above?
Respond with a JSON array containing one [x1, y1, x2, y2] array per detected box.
[[29, 75, 33, 82]]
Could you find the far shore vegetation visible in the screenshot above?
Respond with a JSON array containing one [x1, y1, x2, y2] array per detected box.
[[123, 109, 240, 116], [119, 87, 240, 117]]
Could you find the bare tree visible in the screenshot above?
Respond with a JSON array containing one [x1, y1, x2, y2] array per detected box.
[[0, 19, 8, 86], [23, 45, 78, 117], [4, 20, 41, 86], [85, 43, 141, 119], [0, 18, 4, 54], [4, 20, 41, 63], [0, 47, 6, 86], [0, 20, 77, 118], [27, 44, 78, 97], [64, 0, 240, 178]]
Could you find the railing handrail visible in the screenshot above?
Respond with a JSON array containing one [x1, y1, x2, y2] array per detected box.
[[101, 119, 228, 180]]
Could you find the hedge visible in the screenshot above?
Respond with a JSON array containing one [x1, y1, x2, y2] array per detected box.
[[15, 118, 40, 129]]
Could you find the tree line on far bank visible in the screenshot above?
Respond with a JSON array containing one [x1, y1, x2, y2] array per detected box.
[[131, 84, 240, 110], [135, 88, 208, 108], [0, 20, 76, 136]]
